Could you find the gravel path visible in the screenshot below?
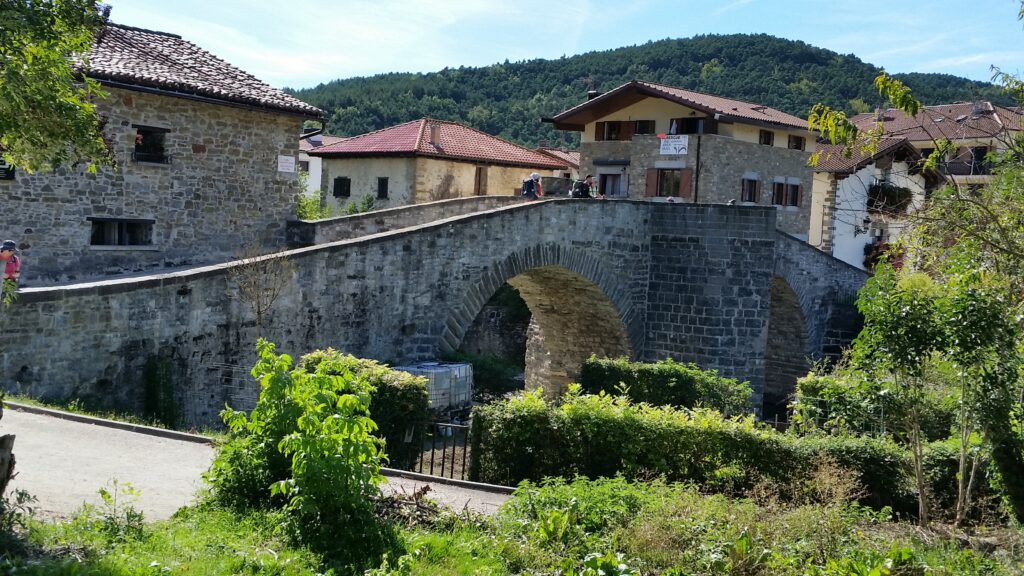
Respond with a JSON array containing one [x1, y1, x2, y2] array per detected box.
[[1, 408, 509, 521]]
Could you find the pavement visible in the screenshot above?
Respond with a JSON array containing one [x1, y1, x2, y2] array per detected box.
[[0, 407, 510, 521]]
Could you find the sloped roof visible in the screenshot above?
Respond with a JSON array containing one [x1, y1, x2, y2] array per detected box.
[[308, 119, 568, 169], [550, 80, 808, 131], [813, 137, 920, 174], [85, 24, 322, 117], [850, 102, 1024, 143], [537, 148, 580, 169], [299, 132, 347, 152]]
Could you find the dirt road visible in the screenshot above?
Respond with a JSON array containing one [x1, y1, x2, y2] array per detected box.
[[1, 408, 509, 521]]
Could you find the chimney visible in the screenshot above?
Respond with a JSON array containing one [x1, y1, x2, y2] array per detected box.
[[429, 124, 441, 145], [587, 90, 602, 101]]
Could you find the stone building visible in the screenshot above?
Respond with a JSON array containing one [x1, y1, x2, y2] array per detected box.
[[547, 81, 816, 238], [307, 118, 568, 212], [810, 138, 927, 270], [0, 23, 322, 285]]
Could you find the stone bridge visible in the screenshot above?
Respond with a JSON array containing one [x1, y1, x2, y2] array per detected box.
[[0, 198, 867, 424]]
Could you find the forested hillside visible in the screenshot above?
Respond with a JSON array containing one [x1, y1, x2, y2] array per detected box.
[[290, 34, 1012, 148]]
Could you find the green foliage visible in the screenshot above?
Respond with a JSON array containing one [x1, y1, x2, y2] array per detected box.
[[290, 34, 1010, 149], [577, 356, 753, 415], [142, 355, 177, 429], [790, 368, 956, 442], [206, 340, 396, 570], [1, 278, 16, 308], [440, 351, 523, 403], [469, 389, 912, 511], [0, 0, 113, 172], [296, 348, 430, 470], [93, 480, 146, 545], [295, 193, 331, 220]]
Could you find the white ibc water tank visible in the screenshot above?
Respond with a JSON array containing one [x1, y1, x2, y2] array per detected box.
[[392, 361, 474, 411]]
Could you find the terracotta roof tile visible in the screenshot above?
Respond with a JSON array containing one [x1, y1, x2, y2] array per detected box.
[[552, 80, 808, 131], [537, 148, 580, 169], [813, 137, 918, 173], [309, 119, 568, 169], [84, 24, 322, 117], [850, 102, 1024, 143]]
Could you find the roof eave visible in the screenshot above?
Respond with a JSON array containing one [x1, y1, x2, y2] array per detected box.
[[94, 77, 324, 119]]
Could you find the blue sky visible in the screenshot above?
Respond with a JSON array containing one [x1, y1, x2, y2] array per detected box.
[[103, 0, 1024, 89]]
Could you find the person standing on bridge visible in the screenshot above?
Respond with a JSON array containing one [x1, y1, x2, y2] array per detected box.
[[1, 240, 21, 307], [521, 172, 544, 201], [570, 175, 595, 199]]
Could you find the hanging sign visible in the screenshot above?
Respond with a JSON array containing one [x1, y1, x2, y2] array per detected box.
[[659, 135, 689, 155]]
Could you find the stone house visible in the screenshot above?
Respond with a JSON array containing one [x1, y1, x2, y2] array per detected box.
[[547, 81, 816, 238], [307, 118, 568, 212], [0, 23, 322, 285], [850, 101, 1023, 189], [809, 138, 927, 270]]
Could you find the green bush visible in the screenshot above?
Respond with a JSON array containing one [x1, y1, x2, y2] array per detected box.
[[295, 193, 331, 220], [206, 340, 397, 570], [790, 369, 956, 442], [298, 349, 430, 469], [577, 356, 753, 415], [469, 388, 913, 511]]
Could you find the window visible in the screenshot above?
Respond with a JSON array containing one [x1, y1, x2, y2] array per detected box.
[[787, 182, 801, 207], [669, 117, 711, 135], [657, 169, 681, 197], [759, 130, 775, 146], [603, 121, 622, 140], [772, 181, 786, 205], [634, 120, 656, 135], [133, 125, 170, 163], [599, 173, 622, 197], [787, 135, 805, 151], [333, 176, 351, 198], [88, 217, 154, 246], [298, 160, 310, 172], [0, 158, 14, 180], [740, 178, 759, 203], [970, 146, 990, 175], [377, 177, 389, 199]]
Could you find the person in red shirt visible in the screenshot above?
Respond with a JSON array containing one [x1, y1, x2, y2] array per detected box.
[[1, 240, 20, 282]]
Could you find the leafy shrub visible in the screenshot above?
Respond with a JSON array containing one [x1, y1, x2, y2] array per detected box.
[[297, 349, 429, 469], [470, 388, 912, 511], [295, 193, 331, 220], [577, 356, 753, 415], [790, 368, 956, 442], [206, 340, 397, 570]]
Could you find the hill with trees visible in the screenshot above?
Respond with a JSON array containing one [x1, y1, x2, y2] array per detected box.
[[290, 34, 1012, 148]]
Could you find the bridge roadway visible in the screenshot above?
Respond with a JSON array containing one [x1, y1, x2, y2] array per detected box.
[[0, 197, 867, 425], [1, 407, 510, 521]]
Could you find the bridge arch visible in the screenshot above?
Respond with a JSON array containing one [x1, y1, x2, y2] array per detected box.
[[763, 276, 811, 418], [439, 243, 640, 396]]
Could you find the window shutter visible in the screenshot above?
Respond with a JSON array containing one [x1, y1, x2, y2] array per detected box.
[[755, 180, 761, 202], [679, 168, 693, 199], [796, 184, 803, 206], [595, 122, 605, 141], [645, 169, 658, 197], [620, 121, 635, 141]]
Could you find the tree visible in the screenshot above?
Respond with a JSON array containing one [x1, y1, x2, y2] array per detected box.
[[226, 244, 296, 338], [0, 0, 112, 172]]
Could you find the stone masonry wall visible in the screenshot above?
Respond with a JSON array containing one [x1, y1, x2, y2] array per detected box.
[[286, 196, 522, 246], [0, 87, 303, 285], [642, 204, 778, 409]]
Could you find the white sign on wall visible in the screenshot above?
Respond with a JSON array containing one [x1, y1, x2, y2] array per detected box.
[[277, 155, 296, 173], [659, 135, 689, 155]]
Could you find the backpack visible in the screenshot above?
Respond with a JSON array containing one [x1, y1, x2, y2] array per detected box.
[[571, 180, 589, 198], [521, 178, 536, 197]]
